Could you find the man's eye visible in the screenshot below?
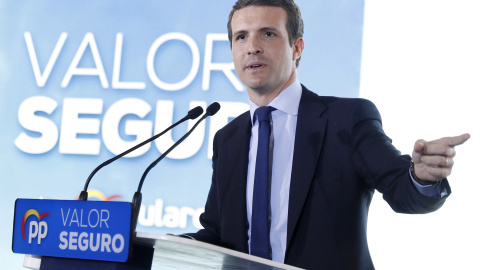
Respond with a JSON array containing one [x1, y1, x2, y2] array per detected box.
[[265, 32, 274, 37], [237, 35, 246, 40]]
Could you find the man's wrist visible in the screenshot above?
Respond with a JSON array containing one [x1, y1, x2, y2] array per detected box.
[[410, 159, 438, 186]]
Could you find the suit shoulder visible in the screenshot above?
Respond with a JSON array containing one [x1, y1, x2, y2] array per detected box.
[[301, 85, 376, 108], [301, 86, 381, 120], [321, 96, 376, 109]]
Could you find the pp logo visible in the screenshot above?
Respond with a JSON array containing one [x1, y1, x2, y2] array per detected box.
[[22, 209, 50, 244]]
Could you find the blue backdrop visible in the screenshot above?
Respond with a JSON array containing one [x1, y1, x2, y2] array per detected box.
[[0, 0, 364, 268]]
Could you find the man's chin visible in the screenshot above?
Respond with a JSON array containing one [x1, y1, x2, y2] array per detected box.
[[247, 84, 271, 95]]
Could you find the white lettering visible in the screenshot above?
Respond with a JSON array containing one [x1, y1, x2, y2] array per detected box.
[[59, 231, 68, 249], [163, 206, 179, 228], [79, 209, 87, 227], [28, 221, 38, 244], [202, 33, 244, 91], [69, 209, 79, 227], [101, 233, 111, 252], [27, 32, 245, 92], [15, 97, 232, 159], [37, 221, 48, 244], [25, 32, 67, 87], [138, 204, 155, 226], [89, 233, 100, 252], [154, 198, 164, 227], [58, 232, 121, 253], [14, 96, 58, 154], [111, 234, 124, 253], [61, 208, 70, 226], [59, 98, 103, 155], [68, 231, 78, 250], [112, 33, 146, 89], [88, 209, 100, 228], [154, 101, 206, 159], [78, 232, 89, 251], [147, 32, 200, 90], [137, 199, 204, 229], [179, 207, 194, 229], [102, 98, 152, 157], [61, 32, 109, 88], [100, 210, 109, 228]]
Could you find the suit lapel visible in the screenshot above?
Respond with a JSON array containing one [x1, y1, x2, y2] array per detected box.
[[220, 112, 252, 252], [221, 112, 252, 187], [286, 87, 328, 248]]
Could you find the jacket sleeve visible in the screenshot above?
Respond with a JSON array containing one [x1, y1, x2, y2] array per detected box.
[[349, 99, 451, 214]]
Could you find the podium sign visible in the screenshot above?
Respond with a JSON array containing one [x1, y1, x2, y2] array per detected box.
[[12, 199, 132, 262]]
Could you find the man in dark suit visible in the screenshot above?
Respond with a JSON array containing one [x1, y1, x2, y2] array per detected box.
[[186, 0, 470, 269]]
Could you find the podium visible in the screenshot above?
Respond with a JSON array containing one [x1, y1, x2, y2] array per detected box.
[[23, 232, 303, 270]]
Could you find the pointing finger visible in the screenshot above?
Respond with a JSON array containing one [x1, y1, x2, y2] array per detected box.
[[445, 133, 470, 147]]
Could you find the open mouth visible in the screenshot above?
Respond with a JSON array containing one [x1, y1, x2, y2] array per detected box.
[[247, 64, 264, 69]]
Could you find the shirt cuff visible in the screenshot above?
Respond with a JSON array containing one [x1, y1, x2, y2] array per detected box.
[[409, 168, 444, 198]]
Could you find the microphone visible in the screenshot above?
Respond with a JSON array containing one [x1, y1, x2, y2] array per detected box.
[[205, 101, 220, 116], [78, 106, 204, 201], [131, 102, 221, 230]]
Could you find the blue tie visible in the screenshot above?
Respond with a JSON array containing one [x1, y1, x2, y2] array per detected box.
[[251, 106, 275, 259]]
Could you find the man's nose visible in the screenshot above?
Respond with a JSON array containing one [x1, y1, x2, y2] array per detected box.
[[247, 37, 263, 55]]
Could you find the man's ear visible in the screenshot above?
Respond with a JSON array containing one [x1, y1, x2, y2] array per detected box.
[[292, 37, 305, 61]]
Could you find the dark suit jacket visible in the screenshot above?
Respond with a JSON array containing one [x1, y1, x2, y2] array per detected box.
[[188, 86, 450, 269]]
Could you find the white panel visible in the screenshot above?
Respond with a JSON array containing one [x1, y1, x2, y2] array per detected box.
[[360, 1, 480, 269]]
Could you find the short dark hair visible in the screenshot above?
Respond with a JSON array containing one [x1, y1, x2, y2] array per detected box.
[[227, 0, 304, 67]]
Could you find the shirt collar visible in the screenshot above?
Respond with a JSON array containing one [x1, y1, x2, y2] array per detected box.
[[249, 79, 302, 124]]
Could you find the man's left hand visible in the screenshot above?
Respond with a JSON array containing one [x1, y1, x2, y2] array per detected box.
[[412, 133, 470, 182]]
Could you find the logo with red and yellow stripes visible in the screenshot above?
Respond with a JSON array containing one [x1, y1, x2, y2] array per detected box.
[[21, 209, 49, 244]]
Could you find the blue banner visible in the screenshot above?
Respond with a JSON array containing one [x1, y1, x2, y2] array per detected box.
[[12, 199, 131, 262]]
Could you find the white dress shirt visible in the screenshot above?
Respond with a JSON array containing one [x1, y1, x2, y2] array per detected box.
[[246, 80, 301, 263]]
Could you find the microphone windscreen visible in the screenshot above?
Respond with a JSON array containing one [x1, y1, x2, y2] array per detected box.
[[206, 102, 221, 116], [188, 106, 204, 119]]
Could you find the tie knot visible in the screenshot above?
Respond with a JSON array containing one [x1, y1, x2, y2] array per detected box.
[[255, 106, 276, 123]]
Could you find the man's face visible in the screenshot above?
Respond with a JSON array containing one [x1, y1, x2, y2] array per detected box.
[[230, 6, 300, 96]]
